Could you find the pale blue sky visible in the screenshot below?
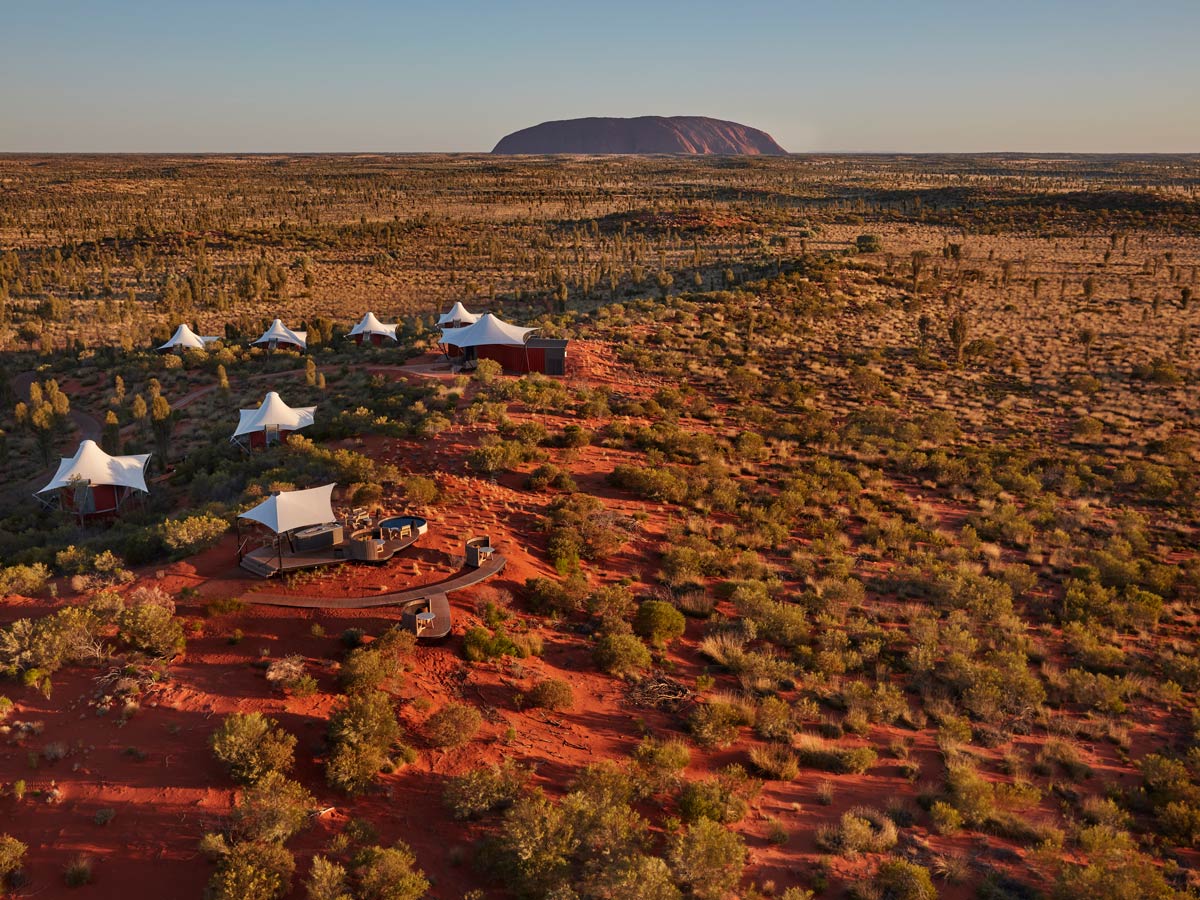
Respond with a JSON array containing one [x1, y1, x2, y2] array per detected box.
[[1, 0, 1197, 152]]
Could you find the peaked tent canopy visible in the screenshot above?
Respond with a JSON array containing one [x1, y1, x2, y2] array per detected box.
[[233, 391, 317, 440], [437, 301, 481, 327], [254, 319, 308, 350], [239, 484, 336, 534], [158, 323, 218, 352], [348, 311, 398, 342], [438, 312, 536, 349], [38, 440, 151, 494]]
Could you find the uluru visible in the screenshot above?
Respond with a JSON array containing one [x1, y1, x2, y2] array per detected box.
[[492, 115, 787, 155]]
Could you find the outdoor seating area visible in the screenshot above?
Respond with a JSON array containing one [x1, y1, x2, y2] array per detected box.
[[235, 484, 429, 577]]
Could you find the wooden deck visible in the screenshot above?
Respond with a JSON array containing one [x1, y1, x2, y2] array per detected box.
[[246, 553, 507, 609], [239, 531, 421, 578]]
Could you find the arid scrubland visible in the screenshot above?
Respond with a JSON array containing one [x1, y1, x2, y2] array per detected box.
[[0, 154, 1198, 899]]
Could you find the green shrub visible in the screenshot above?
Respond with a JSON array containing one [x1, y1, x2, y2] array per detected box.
[[207, 841, 296, 900], [816, 807, 898, 856], [326, 691, 402, 795], [749, 743, 800, 780], [232, 772, 315, 843], [633, 736, 691, 792], [304, 855, 350, 900], [0, 834, 27, 886], [352, 843, 429, 900], [526, 678, 574, 711], [0, 564, 51, 597], [633, 600, 686, 648], [593, 632, 651, 677], [793, 734, 877, 774], [689, 696, 753, 749], [425, 702, 482, 749], [677, 766, 760, 824], [871, 859, 937, 900], [443, 761, 530, 820], [669, 818, 746, 900], [210, 713, 296, 785], [160, 514, 228, 554]]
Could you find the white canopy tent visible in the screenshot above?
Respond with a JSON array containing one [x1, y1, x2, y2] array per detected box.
[[437, 301, 481, 327], [254, 319, 308, 351], [348, 311, 398, 343], [232, 391, 316, 446], [37, 440, 151, 516], [239, 484, 336, 535], [158, 323, 218, 352], [438, 312, 536, 349], [39, 440, 151, 494]]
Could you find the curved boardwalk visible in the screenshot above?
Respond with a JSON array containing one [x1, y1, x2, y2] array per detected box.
[[244, 554, 507, 609]]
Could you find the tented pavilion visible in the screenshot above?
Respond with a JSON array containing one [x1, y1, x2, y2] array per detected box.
[[237, 484, 340, 576], [254, 319, 308, 352], [348, 311, 398, 346], [232, 391, 316, 450], [438, 312, 567, 374], [37, 439, 151, 520], [437, 301, 480, 328], [158, 323, 218, 353]]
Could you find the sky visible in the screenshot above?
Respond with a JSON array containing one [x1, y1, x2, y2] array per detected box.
[[1, 0, 1197, 153]]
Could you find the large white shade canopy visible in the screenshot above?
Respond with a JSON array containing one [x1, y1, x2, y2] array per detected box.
[[439, 312, 536, 348], [233, 392, 317, 440], [254, 319, 308, 350], [348, 311, 398, 341], [159, 323, 218, 351], [38, 440, 151, 494], [437, 302, 480, 327], [239, 483, 336, 534]]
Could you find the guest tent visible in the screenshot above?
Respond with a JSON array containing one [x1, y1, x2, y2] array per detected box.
[[232, 391, 316, 449], [438, 312, 566, 374], [348, 311, 398, 345], [37, 439, 151, 519], [437, 302, 480, 328], [254, 319, 307, 352], [158, 323, 218, 353]]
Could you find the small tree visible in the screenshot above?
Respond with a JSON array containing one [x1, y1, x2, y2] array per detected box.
[[353, 843, 429, 900], [0, 834, 27, 888], [948, 310, 971, 366], [633, 600, 686, 649], [669, 818, 746, 900], [593, 632, 651, 677], [210, 713, 296, 785]]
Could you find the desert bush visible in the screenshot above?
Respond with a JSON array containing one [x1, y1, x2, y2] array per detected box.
[[1053, 847, 1181, 899], [593, 632, 651, 677], [930, 801, 963, 835], [754, 695, 795, 741], [425, 702, 482, 749], [669, 817, 747, 900], [463, 626, 539, 662], [689, 695, 754, 749], [816, 807, 898, 856], [526, 677, 573, 711], [352, 843, 429, 900], [207, 841, 296, 900], [326, 691, 402, 795], [304, 855, 350, 900], [749, 743, 800, 780], [0, 834, 27, 887], [870, 859, 937, 900], [211, 713, 296, 785], [443, 761, 530, 819], [116, 594, 185, 658], [678, 765, 760, 824], [160, 513, 228, 554], [633, 600, 686, 648], [0, 563, 51, 597], [794, 734, 877, 774], [233, 772, 315, 844], [633, 736, 691, 792]]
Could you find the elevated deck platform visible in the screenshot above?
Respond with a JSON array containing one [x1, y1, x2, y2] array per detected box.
[[239, 530, 421, 578], [246, 553, 507, 609]]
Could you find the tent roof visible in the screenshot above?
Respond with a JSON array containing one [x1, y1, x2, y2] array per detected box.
[[233, 391, 317, 439], [38, 440, 151, 494], [158, 323, 218, 351], [439, 312, 536, 348], [238, 483, 336, 534], [348, 311, 398, 340], [254, 318, 308, 349], [437, 301, 481, 326]]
